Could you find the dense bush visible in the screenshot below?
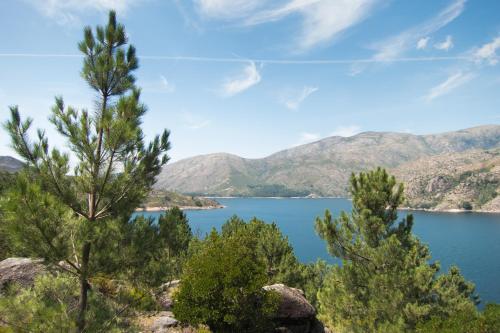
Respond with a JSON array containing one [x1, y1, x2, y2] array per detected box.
[[0, 273, 130, 333], [173, 228, 279, 332], [416, 303, 500, 333]]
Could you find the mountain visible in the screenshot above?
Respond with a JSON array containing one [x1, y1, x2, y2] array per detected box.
[[393, 148, 499, 212], [140, 190, 222, 211], [155, 125, 500, 206], [0, 156, 23, 173]]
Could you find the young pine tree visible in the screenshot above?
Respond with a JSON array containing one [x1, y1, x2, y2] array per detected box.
[[315, 168, 478, 332], [3, 11, 170, 332]]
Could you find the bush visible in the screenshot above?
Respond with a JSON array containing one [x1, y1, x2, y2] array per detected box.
[[416, 303, 500, 333], [461, 201, 473, 210], [173, 229, 279, 333], [0, 273, 130, 332]]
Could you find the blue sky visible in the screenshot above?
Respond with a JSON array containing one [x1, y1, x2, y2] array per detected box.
[[1, 0, 499, 161]]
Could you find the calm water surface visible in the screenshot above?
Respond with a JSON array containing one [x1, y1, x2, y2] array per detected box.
[[140, 198, 500, 305]]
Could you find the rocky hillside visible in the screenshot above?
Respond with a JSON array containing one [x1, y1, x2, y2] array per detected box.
[[0, 156, 23, 173], [140, 190, 222, 211], [155, 125, 500, 200], [393, 148, 499, 212]]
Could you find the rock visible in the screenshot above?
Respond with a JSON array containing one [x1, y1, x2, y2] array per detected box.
[[157, 280, 181, 310], [150, 312, 179, 332], [264, 283, 329, 333], [135, 311, 193, 333], [0, 258, 46, 292], [264, 283, 316, 320]]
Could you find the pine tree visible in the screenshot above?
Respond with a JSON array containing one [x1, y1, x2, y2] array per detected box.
[[315, 168, 477, 332], [3, 11, 170, 332]]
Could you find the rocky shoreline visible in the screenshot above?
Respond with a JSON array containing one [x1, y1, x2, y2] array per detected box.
[[135, 205, 225, 212]]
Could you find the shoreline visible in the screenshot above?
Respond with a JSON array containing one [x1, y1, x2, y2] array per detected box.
[[399, 206, 500, 214], [203, 196, 500, 214], [135, 205, 225, 212]]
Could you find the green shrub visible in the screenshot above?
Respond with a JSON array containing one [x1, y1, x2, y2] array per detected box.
[[0, 273, 129, 333], [416, 303, 500, 333], [173, 229, 279, 333], [461, 201, 473, 210]]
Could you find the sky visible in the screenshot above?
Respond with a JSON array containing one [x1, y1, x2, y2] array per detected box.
[[0, 0, 499, 162]]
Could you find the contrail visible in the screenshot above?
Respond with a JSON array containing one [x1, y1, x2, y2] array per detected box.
[[0, 53, 471, 64]]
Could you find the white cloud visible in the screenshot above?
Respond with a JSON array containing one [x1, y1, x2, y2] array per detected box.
[[25, 0, 139, 25], [425, 71, 475, 101], [473, 36, 500, 65], [373, 0, 465, 61], [196, 0, 380, 51], [181, 112, 211, 130], [221, 61, 261, 96], [282, 86, 318, 110], [295, 132, 321, 145], [195, 0, 265, 19], [416, 37, 430, 50], [330, 125, 362, 137], [434, 35, 454, 51], [159, 75, 175, 93]]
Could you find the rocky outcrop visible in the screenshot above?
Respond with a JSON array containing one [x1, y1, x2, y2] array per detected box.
[[0, 257, 46, 292], [157, 280, 181, 310], [264, 283, 329, 333]]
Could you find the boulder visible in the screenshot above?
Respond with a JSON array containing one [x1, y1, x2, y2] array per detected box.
[[264, 283, 316, 320], [150, 312, 179, 332], [264, 284, 330, 333], [0, 257, 46, 292]]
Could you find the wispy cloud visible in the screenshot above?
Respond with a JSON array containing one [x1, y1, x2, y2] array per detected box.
[[473, 36, 500, 65], [24, 0, 139, 25], [372, 0, 465, 61], [295, 132, 321, 145], [424, 71, 475, 101], [0, 53, 470, 64], [330, 125, 362, 137], [140, 75, 175, 93], [195, 0, 266, 19], [181, 112, 211, 130], [434, 35, 454, 51], [195, 0, 381, 51], [159, 75, 176, 93], [416, 37, 430, 50], [281, 86, 318, 110], [221, 61, 261, 96]]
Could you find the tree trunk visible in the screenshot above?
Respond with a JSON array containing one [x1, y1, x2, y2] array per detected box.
[[76, 242, 91, 333]]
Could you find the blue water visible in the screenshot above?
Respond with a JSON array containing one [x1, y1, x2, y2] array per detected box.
[[139, 198, 500, 306]]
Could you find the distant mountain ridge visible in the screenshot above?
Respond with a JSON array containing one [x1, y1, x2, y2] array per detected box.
[[0, 156, 23, 173], [155, 125, 500, 210]]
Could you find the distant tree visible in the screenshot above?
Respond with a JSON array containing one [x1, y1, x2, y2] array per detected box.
[[2, 11, 170, 332], [173, 229, 279, 333], [462, 201, 473, 210], [315, 168, 478, 332], [159, 206, 192, 257]]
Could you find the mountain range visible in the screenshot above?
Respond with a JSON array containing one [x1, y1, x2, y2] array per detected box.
[[0, 156, 24, 173], [155, 125, 500, 211]]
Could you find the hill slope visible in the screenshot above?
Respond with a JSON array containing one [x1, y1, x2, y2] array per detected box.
[[393, 148, 499, 212], [155, 125, 500, 201], [0, 156, 23, 173]]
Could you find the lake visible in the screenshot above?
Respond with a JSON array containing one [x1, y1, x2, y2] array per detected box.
[[139, 198, 500, 306]]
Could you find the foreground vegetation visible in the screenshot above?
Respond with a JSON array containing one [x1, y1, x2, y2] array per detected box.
[[0, 11, 499, 333]]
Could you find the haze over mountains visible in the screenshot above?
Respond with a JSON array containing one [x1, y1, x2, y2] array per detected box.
[[155, 125, 500, 210]]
